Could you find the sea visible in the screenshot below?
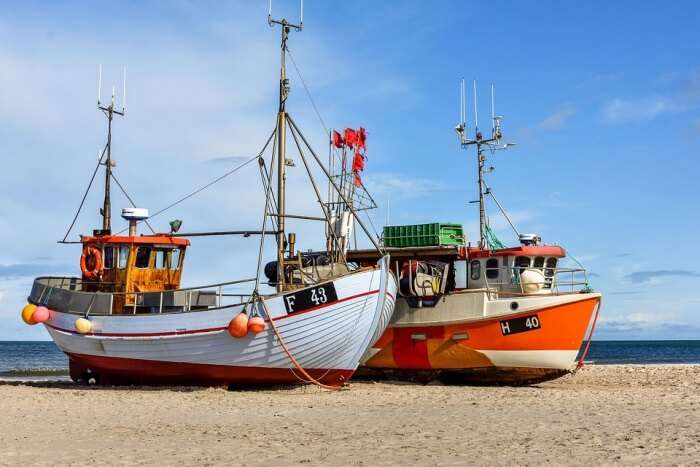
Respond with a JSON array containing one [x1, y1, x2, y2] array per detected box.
[[1, 340, 700, 378]]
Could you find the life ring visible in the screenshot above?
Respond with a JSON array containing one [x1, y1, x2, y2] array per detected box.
[[80, 246, 103, 280]]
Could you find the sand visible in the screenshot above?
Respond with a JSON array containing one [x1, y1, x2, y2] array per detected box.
[[0, 365, 699, 466]]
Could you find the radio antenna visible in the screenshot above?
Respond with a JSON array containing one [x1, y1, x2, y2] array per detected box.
[[97, 64, 103, 105], [455, 78, 468, 144], [268, 0, 303, 29], [455, 78, 515, 249], [473, 80, 479, 130], [491, 83, 495, 134], [96, 65, 127, 233], [122, 66, 127, 112]]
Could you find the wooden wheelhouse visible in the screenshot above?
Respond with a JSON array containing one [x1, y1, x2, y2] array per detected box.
[[80, 234, 189, 312]]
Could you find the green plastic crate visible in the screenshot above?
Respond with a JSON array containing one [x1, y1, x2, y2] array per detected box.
[[382, 223, 465, 248]]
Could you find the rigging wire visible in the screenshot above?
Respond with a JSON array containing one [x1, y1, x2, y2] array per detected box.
[[110, 173, 156, 234], [60, 143, 108, 242], [287, 114, 384, 254], [286, 47, 329, 136], [287, 118, 347, 264], [115, 127, 278, 234]]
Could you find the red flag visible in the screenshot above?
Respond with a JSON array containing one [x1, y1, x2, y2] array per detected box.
[[331, 130, 344, 148], [352, 152, 365, 172], [356, 127, 367, 152], [344, 128, 358, 148], [353, 173, 362, 187]]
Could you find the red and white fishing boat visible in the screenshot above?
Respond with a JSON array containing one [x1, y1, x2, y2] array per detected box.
[[351, 81, 601, 384], [21, 11, 397, 388]]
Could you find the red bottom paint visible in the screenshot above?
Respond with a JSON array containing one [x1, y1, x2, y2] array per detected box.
[[67, 353, 354, 388]]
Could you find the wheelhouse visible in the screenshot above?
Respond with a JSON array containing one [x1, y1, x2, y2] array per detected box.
[[79, 234, 190, 297], [464, 245, 566, 292]]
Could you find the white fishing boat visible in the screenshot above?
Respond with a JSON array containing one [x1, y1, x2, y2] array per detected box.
[[21, 7, 397, 388]]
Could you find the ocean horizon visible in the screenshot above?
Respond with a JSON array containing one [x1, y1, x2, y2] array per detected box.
[[2, 340, 700, 377]]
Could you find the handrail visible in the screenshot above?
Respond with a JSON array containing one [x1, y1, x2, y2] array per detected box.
[[29, 276, 261, 316], [32, 276, 257, 296], [481, 265, 589, 295]]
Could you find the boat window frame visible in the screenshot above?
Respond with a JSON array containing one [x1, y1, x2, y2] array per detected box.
[[533, 256, 545, 268], [470, 260, 481, 280], [155, 249, 167, 269], [118, 246, 129, 269], [545, 257, 557, 278], [134, 246, 152, 269], [485, 258, 499, 279], [103, 246, 115, 270], [170, 248, 182, 270], [515, 256, 532, 275]]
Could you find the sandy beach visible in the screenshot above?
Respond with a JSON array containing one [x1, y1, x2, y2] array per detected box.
[[0, 364, 698, 466]]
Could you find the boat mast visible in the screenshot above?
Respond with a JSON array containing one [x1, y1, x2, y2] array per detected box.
[[269, 2, 303, 291], [97, 65, 126, 235], [455, 80, 513, 249]]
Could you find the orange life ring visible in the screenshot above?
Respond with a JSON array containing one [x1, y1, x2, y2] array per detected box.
[[80, 246, 103, 280]]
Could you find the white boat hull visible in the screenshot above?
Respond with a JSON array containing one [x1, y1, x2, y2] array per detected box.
[[39, 259, 396, 387]]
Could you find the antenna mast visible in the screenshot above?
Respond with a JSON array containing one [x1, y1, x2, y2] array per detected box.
[[455, 80, 513, 249], [97, 65, 126, 234], [268, 1, 303, 291]]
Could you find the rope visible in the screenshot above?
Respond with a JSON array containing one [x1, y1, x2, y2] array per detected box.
[[60, 143, 108, 242], [258, 297, 341, 391]]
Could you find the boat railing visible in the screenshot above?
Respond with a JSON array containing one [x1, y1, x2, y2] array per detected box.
[[483, 266, 590, 298], [29, 276, 258, 316]]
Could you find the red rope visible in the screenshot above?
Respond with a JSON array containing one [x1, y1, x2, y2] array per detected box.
[[259, 299, 341, 391]]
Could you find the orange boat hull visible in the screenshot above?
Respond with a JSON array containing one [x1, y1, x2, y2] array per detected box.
[[361, 295, 600, 385]]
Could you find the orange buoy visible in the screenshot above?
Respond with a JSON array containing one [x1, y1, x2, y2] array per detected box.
[[247, 316, 267, 334], [21, 304, 38, 325], [75, 317, 92, 334], [228, 313, 249, 338], [32, 306, 50, 323]]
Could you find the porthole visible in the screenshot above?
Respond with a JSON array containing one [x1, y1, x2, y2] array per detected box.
[[510, 301, 519, 311]]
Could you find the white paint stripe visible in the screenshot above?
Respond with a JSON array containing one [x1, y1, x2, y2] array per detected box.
[[480, 350, 579, 370]]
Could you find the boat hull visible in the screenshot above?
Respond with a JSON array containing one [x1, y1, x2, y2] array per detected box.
[[38, 259, 396, 387], [67, 352, 354, 387], [360, 293, 600, 385]]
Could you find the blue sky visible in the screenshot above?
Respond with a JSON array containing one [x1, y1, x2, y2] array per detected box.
[[1, 1, 699, 340]]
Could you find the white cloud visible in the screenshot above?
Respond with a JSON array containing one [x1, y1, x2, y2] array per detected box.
[[600, 69, 700, 125], [362, 173, 445, 199], [538, 104, 576, 130], [602, 96, 676, 124]]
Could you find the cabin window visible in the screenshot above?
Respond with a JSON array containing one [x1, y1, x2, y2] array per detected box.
[[470, 260, 481, 280], [155, 249, 167, 269], [486, 258, 499, 279], [515, 256, 531, 274], [118, 246, 129, 269], [135, 246, 152, 269], [545, 257, 557, 277], [103, 246, 114, 269], [534, 256, 545, 268], [170, 248, 182, 270]]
